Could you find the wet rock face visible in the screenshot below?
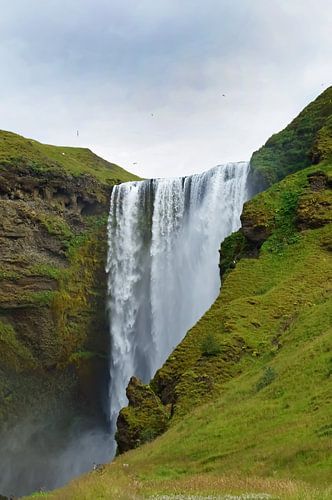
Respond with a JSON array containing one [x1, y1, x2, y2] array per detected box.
[[240, 203, 273, 246], [0, 164, 111, 426], [115, 377, 169, 454], [0, 164, 110, 215], [307, 171, 329, 191], [241, 218, 272, 244], [0, 200, 63, 269]]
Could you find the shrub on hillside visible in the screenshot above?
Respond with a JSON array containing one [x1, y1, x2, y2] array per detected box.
[[255, 367, 277, 392], [201, 333, 221, 357]]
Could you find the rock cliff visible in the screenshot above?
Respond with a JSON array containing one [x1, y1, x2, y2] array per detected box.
[[0, 131, 138, 428]]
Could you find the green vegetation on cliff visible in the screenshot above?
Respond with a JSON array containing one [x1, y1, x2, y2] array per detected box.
[[0, 319, 37, 371], [0, 129, 140, 184], [250, 86, 332, 190]]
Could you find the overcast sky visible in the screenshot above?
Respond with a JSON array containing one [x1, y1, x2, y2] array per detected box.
[[0, 0, 331, 178]]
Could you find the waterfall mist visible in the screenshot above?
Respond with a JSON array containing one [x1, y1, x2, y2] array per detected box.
[[0, 406, 112, 497], [106, 162, 250, 436]]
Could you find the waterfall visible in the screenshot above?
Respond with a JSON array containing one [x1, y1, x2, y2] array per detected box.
[[106, 161, 250, 439]]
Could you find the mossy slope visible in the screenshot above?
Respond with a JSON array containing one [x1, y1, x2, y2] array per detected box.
[[0, 129, 140, 184], [249, 85, 332, 191]]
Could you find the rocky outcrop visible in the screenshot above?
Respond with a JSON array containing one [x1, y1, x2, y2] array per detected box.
[[0, 163, 111, 214], [241, 210, 273, 245], [218, 232, 259, 281], [296, 171, 332, 230], [116, 377, 169, 453]]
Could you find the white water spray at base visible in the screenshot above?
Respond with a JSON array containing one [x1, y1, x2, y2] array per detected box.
[[106, 162, 249, 441]]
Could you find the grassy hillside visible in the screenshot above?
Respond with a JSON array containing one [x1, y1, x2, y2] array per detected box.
[[249, 86, 332, 190], [0, 130, 140, 184], [33, 165, 332, 498]]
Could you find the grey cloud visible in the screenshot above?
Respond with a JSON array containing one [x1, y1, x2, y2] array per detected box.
[[0, 0, 331, 177]]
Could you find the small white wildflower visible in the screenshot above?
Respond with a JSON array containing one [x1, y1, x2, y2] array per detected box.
[[148, 493, 274, 500]]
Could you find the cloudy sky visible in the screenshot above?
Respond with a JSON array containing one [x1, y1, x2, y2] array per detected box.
[[1, 0, 331, 178]]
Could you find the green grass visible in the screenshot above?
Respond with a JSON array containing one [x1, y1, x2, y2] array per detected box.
[[34, 472, 332, 499], [0, 269, 21, 280], [0, 129, 140, 184], [250, 86, 332, 189], [28, 264, 62, 280], [24, 290, 56, 306], [200, 331, 222, 357], [68, 350, 106, 363]]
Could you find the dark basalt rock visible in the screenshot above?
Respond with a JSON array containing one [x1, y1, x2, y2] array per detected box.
[[307, 171, 329, 191], [296, 170, 332, 230], [115, 376, 169, 454], [240, 204, 273, 246], [0, 164, 111, 214]]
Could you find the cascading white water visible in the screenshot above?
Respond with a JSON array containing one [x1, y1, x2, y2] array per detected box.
[[106, 161, 250, 440]]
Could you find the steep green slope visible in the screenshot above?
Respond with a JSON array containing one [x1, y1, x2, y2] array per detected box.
[[0, 129, 140, 184], [249, 86, 332, 191]]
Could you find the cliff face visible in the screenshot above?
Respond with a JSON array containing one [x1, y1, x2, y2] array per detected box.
[[0, 131, 138, 428], [116, 377, 169, 454]]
